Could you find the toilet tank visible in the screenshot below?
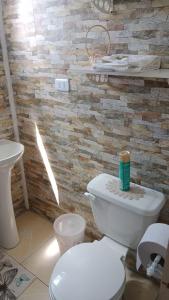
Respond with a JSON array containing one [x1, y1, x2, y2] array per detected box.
[[87, 174, 165, 250]]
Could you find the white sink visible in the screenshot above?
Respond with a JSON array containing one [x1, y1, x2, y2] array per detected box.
[[0, 139, 24, 249], [0, 139, 24, 167]]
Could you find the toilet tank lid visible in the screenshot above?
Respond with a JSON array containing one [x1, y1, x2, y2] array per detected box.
[[87, 174, 165, 217]]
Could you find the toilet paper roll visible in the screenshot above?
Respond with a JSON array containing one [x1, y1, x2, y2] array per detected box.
[[136, 223, 169, 271]]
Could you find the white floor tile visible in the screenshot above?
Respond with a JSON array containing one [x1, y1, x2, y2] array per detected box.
[[23, 237, 60, 285], [6, 211, 54, 263], [18, 279, 50, 300]]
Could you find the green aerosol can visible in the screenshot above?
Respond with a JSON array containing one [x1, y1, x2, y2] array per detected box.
[[119, 151, 130, 191]]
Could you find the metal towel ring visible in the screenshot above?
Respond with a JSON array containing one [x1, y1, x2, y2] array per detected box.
[[85, 24, 111, 63]]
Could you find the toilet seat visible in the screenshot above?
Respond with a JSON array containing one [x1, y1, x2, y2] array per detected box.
[[49, 242, 125, 300]]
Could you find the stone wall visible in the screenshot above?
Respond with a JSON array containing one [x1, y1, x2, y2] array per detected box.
[[3, 0, 169, 238], [0, 45, 25, 215]]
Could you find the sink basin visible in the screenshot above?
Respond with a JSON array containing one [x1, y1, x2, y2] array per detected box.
[[0, 139, 24, 249], [0, 139, 24, 167]]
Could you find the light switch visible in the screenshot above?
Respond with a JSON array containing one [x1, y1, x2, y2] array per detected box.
[[55, 78, 70, 92]]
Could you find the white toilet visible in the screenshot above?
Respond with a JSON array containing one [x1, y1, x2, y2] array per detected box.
[[49, 173, 165, 300]]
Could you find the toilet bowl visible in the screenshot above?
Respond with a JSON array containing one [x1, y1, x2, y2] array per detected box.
[[49, 173, 166, 300], [49, 237, 127, 300]]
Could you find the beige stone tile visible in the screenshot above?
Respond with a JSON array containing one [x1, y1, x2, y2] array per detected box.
[[23, 237, 60, 286], [18, 279, 50, 300], [6, 211, 54, 263]]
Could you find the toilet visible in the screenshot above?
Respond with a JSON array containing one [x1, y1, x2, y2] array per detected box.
[[49, 173, 165, 300]]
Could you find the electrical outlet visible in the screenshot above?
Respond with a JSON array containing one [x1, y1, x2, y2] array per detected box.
[[55, 79, 70, 92]]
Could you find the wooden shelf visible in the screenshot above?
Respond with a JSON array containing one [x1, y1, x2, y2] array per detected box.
[[69, 67, 169, 79]]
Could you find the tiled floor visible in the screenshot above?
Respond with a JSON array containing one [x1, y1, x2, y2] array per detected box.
[[1, 211, 160, 300], [2, 211, 60, 300]]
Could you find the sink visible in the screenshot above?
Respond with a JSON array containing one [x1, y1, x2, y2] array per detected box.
[[0, 139, 24, 167], [0, 139, 24, 249]]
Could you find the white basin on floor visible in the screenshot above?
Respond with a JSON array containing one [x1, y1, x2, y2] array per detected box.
[[0, 139, 24, 249]]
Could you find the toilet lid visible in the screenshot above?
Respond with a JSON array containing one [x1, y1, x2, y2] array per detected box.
[[50, 242, 125, 300]]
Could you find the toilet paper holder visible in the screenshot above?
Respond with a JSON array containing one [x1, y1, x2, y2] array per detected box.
[[146, 255, 163, 278], [136, 223, 169, 280]]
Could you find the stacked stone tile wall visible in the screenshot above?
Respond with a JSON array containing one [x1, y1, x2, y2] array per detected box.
[[3, 0, 169, 238], [0, 45, 25, 215]]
